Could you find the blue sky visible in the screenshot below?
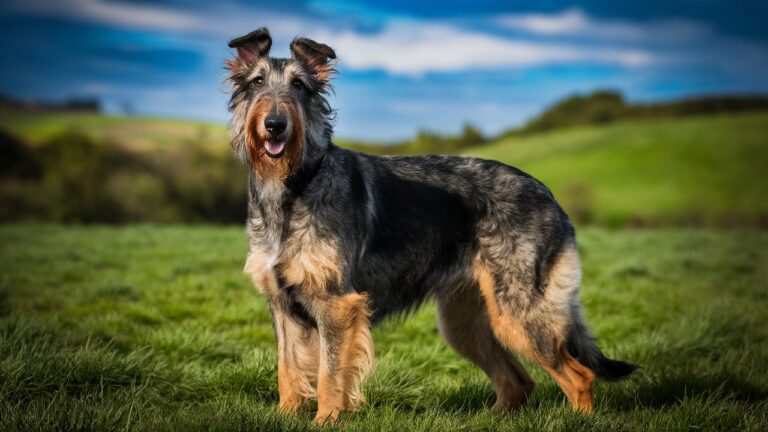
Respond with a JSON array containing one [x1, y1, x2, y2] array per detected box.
[[1, 0, 767, 141]]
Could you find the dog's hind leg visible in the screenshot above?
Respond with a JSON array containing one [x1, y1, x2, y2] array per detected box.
[[473, 248, 599, 413], [437, 283, 535, 413]]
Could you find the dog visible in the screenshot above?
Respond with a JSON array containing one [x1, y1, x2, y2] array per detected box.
[[225, 27, 637, 424]]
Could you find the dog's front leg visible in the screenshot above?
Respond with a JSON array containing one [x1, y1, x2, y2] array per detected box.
[[270, 301, 320, 414], [246, 255, 319, 414], [312, 292, 374, 424]]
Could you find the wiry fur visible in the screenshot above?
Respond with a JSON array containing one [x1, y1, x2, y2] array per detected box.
[[226, 27, 637, 424]]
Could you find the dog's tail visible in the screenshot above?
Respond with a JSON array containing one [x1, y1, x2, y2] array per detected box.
[[566, 316, 639, 381]]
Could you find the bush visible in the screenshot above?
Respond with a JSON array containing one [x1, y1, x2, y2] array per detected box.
[[0, 129, 40, 179], [0, 130, 246, 223], [33, 131, 128, 222], [524, 90, 626, 133]]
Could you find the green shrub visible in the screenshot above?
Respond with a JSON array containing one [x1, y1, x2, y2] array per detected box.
[[0, 130, 246, 223]]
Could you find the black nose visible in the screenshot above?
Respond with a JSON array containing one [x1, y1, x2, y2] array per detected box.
[[264, 114, 287, 137]]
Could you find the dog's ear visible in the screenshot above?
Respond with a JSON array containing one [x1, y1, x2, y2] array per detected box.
[[290, 37, 337, 84], [227, 27, 272, 72]]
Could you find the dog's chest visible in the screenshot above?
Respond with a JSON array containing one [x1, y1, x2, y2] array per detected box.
[[246, 208, 343, 298]]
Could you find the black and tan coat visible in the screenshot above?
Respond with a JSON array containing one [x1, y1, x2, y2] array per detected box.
[[225, 27, 637, 424]]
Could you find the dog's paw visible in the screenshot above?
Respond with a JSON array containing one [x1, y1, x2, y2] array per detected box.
[[313, 409, 340, 426]]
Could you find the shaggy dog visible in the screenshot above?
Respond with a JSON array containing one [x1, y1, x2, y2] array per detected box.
[[225, 27, 637, 424]]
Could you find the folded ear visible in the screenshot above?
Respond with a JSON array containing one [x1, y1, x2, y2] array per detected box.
[[227, 27, 272, 72], [290, 37, 337, 83]]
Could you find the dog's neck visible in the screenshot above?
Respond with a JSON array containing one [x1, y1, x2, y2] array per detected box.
[[246, 173, 285, 255], [245, 138, 329, 251]]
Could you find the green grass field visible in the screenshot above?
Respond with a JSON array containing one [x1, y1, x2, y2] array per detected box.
[[1, 225, 766, 431]]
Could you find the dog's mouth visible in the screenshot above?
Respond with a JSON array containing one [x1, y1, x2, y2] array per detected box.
[[264, 140, 286, 158]]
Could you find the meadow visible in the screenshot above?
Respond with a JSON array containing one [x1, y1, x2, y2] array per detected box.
[[1, 225, 766, 431], [1, 104, 767, 430]]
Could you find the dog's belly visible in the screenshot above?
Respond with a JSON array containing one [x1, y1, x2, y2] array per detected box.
[[349, 230, 476, 323]]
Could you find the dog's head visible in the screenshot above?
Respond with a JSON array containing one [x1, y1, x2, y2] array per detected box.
[[226, 28, 337, 180]]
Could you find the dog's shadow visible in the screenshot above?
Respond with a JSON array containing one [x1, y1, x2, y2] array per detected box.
[[371, 369, 768, 416], [433, 380, 496, 414], [605, 370, 768, 412]]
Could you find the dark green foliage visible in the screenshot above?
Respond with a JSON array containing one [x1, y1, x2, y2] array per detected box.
[[0, 129, 246, 223], [0, 129, 40, 179], [146, 145, 247, 223], [523, 90, 627, 133], [33, 131, 129, 222], [628, 94, 768, 118], [0, 225, 766, 431]]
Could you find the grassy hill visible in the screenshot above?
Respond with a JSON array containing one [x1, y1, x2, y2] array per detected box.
[[502, 91, 768, 136], [1, 225, 766, 430], [0, 110, 229, 153], [467, 113, 768, 227], [1, 110, 767, 227]]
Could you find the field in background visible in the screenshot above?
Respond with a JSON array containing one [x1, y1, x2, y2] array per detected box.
[[1, 225, 766, 431], [468, 113, 768, 226], [2, 110, 767, 227], [0, 111, 228, 153]]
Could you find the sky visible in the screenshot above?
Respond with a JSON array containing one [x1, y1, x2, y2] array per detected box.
[[1, 0, 767, 141]]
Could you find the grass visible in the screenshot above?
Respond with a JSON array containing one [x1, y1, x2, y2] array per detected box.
[[0, 225, 766, 431]]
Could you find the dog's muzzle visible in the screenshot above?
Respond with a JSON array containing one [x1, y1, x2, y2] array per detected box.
[[264, 113, 288, 158]]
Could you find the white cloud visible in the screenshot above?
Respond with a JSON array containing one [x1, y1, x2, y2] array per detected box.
[[500, 9, 594, 36], [73, 0, 203, 31], [311, 20, 653, 75], [12, 0, 204, 32], [497, 8, 709, 43], [5, 0, 336, 41]]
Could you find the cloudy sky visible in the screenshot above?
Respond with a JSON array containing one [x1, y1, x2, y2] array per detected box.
[[2, 0, 767, 140]]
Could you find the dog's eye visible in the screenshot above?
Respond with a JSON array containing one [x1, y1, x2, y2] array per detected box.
[[291, 78, 305, 90], [253, 76, 264, 86]]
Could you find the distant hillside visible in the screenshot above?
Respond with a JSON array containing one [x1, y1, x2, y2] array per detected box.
[[469, 112, 768, 227], [0, 94, 101, 114], [504, 91, 768, 138], [0, 110, 228, 152]]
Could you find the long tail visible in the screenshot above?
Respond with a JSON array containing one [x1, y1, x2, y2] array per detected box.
[[566, 319, 639, 382]]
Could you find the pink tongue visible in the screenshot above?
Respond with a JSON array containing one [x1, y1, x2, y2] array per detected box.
[[265, 140, 286, 154]]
